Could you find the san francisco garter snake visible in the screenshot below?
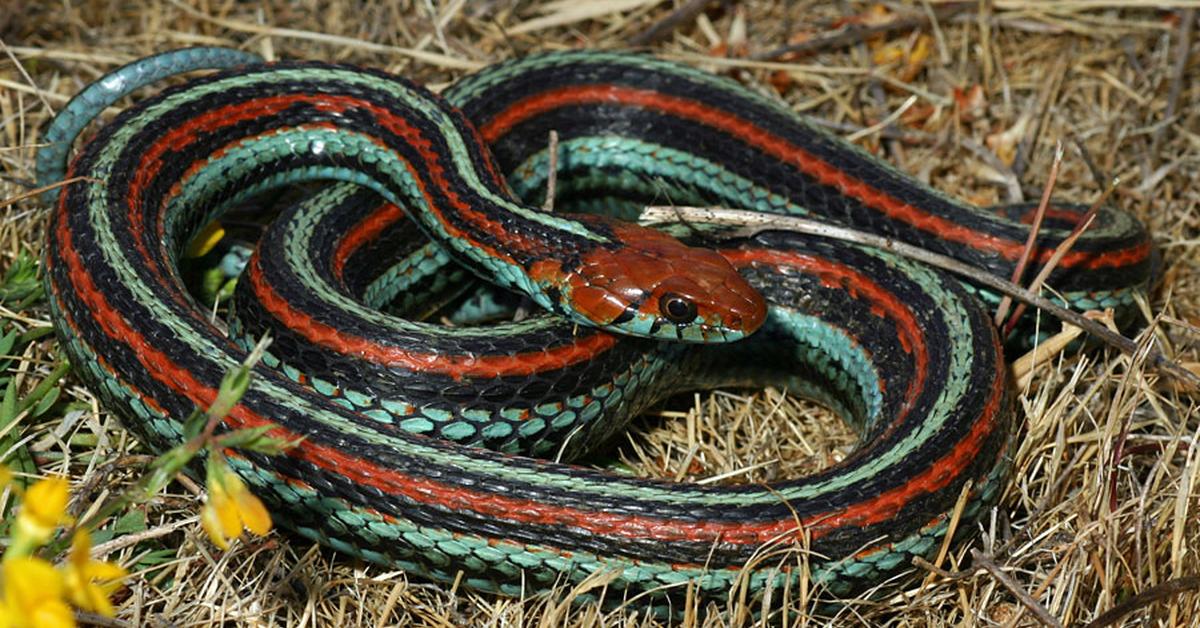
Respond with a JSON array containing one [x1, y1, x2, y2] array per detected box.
[[37, 48, 1153, 602]]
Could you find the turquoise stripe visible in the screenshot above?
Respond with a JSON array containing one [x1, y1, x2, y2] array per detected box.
[[42, 49, 1046, 602]]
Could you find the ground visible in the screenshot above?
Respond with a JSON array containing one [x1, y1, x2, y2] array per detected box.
[[1, 1, 1198, 626]]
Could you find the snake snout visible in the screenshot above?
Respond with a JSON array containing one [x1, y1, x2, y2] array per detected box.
[[564, 219, 767, 342]]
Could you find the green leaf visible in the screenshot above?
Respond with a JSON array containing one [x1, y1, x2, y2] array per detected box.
[[144, 445, 195, 497], [0, 379, 34, 481], [181, 408, 206, 442], [0, 447, 36, 488], [31, 386, 61, 418], [0, 329, 17, 357], [16, 326, 54, 346], [14, 360, 70, 418], [112, 509, 148, 534], [244, 435, 303, 456], [0, 379, 16, 427], [88, 527, 116, 545], [214, 424, 277, 449], [135, 548, 178, 569], [210, 366, 252, 420], [214, 423, 301, 456], [0, 250, 44, 306]]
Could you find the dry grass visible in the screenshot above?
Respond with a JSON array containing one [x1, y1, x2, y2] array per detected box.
[[2, 0, 1199, 625]]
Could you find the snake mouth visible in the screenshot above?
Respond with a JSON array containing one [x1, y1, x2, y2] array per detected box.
[[653, 317, 747, 343], [598, 300, 756, 343]]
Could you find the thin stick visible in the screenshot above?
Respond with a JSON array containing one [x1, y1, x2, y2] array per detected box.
[[89, 517, 197, 556], [1, 176, 92, 209], [71, 611, 130, 628], [1084, 576, 1200, 628], [845, 95, 918, 143], [912, 556, 970, 581], [921, 479, 973, 589], [1003, 180, 1115, 336], [543, 130, 559, 212], [751, 2, 973, 61], [628, 0, 711, 46], [166, 0, 483, 70], [1071, 135, 1110, 191], [1150, 8, 1194, 160], [971, 550, 1065, 628], [994, 142, 1064, 326], [0, 38, 54, 115], [638, 205, 1200, 389], [1012, 55, 1067, 182]]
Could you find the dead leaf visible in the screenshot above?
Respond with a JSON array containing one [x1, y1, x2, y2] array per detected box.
[[986, 113, 1032, 166], [954, 84, 987, 122]]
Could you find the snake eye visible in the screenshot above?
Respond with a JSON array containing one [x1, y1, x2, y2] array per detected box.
[[659, 292, 698, 324]]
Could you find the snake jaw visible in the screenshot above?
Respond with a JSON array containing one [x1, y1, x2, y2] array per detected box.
[[557, 219, 768, 342]]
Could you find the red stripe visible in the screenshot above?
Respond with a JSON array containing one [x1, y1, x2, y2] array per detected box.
[[721, 248, 926, 409], [807, 338, 1006, 533], [127, 93, 522, 270], [481, 85, 1150, 271], [332, 203, 407, 279], [1018, 205, 1090, 225], [246, 253, 619, 379], [54, 191, 1004, 553]]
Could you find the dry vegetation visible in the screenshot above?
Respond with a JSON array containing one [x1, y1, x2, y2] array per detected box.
[[2, 0, 1199, 626]]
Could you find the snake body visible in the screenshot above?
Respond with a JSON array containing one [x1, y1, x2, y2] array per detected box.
[[40, 49, 1152, 602]]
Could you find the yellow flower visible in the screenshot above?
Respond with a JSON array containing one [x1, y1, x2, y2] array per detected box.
[[62, 531, 126, 617], [201, 460, 272, 550], [0, 466, 11, 490], [0, 557, 75, 628], [15, 477, 71, 545]]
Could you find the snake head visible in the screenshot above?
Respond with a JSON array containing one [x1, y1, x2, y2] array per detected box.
[[538, 218, 767, 343]]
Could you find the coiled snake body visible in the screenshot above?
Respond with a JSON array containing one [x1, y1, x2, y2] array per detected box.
[[40, 49, 1153, 601]]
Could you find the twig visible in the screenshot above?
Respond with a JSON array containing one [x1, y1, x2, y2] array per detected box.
[[72, 611, 131, 628], [1071, 136, 1109, 191], [0, 37, 54, 115], [1010, 320, 1084, 385], [166, 0, 483, 70], [1, 176, 93, 210], [638, 205, 1200, 389], [912, 556, 970, 581], [543, 130, 559, 212], [845, 95, 918, 143], [1118, 441, 1190, 460], [971, 550, 1064, 628], [1107, 330, 1147, 514], [89, 517, 198, 557], [921, 479, 973, 589], [751, 2, 972, 61], [995, 142, 1064, 327], [1002, 181, 1115, 337], [1084, 576, 1200, 628], [839, 0, 895, 158], [69, 454, 157, 519], [1012, 55, 1068, 183], [1150, 8, 1194, 161], [628, 0, 711, 46]]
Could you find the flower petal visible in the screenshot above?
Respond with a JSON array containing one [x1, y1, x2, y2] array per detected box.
[[4, 557, 64, 605], [234, 489, 272, 536], [201, 501, 232, 550], [24, 477, 70, 529]]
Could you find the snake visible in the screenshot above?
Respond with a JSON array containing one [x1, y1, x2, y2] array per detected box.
[[37, 48, 1153, 605]]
